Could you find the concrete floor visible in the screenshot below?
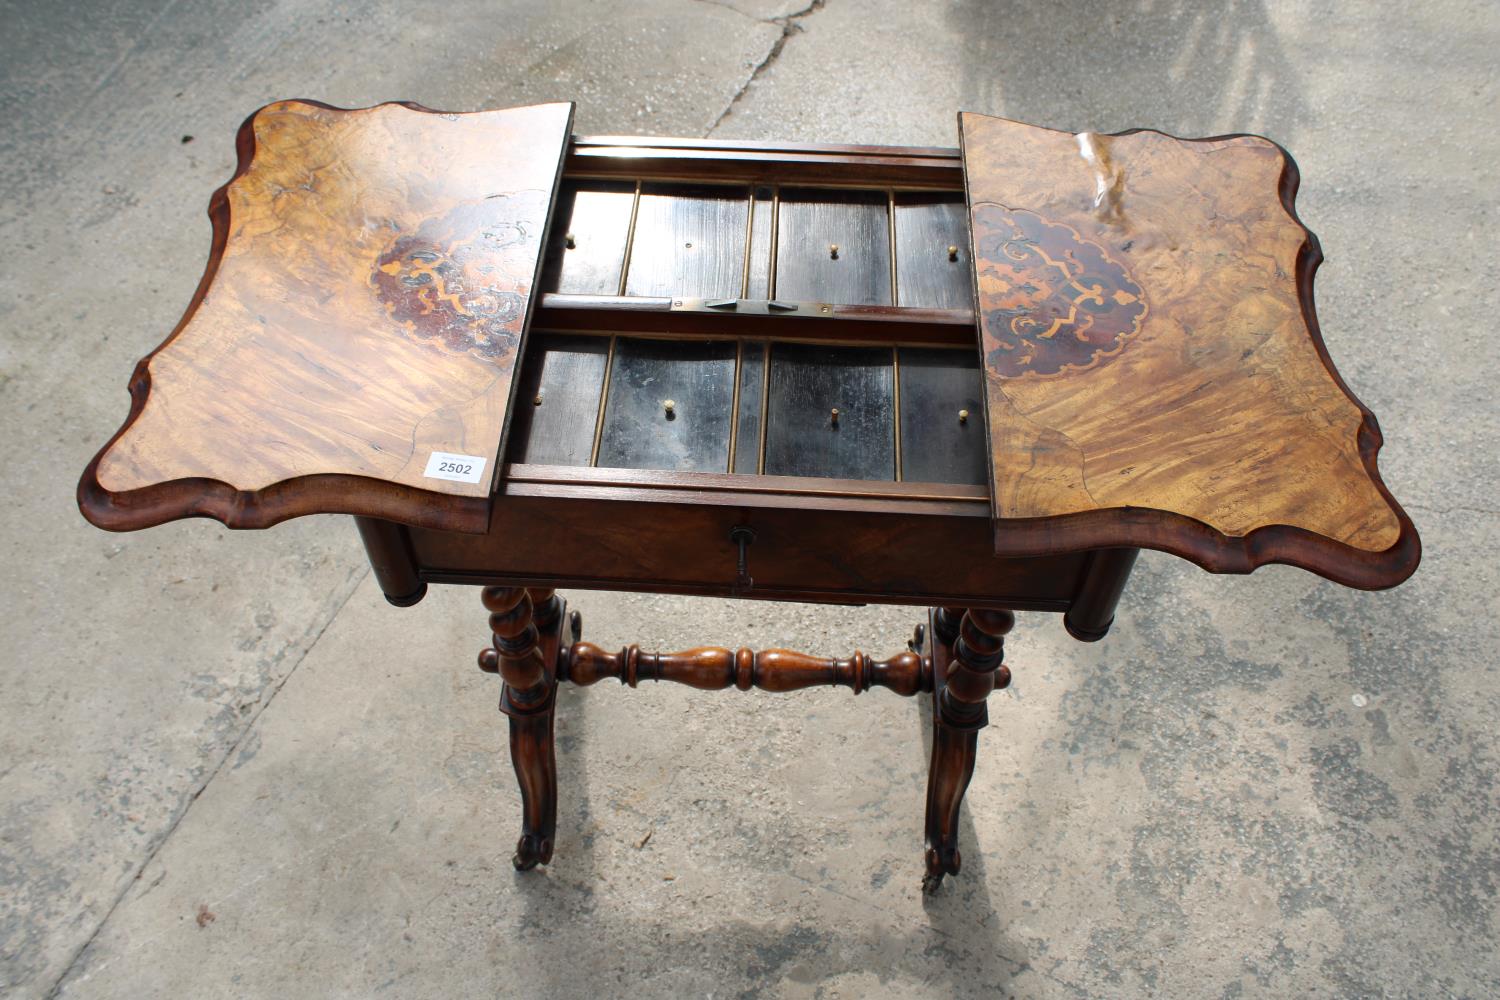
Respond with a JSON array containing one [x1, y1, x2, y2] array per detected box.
[[1, 0, 1496, 996]]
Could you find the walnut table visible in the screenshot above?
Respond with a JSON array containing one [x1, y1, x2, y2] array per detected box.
[[78, 101, 1420, 892]]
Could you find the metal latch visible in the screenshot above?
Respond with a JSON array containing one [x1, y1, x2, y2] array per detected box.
[[671, 298, 821, 316], [729, 525, 756, 595]]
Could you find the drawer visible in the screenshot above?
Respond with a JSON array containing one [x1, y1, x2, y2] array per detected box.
[[410, 495, 1086, 610]]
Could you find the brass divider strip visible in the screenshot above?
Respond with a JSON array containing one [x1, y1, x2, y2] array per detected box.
[[768, 186, 781, 300], [727, 339, 743, 473], [892, 345, 903, 482], [740, 187, 756, 298], [757, 340, 771, 476], [588, 335, 618, 467], [616, 180, 643, 297]]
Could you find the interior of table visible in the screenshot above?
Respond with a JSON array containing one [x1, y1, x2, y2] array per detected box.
[[506, 144, 990, 494]]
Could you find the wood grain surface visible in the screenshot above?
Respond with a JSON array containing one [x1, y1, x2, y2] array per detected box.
[[506, 334, 610, 467], [960, 112, 1418, 588], [897, 347, 987, 485], [623, 182, 749, 299], [539, 180, 636, 295], [763, 343, 895, 481], [596, 337, 738, 472], [894, 192, 972, 309], [774, 188, 892, 305], [79, 115, 1419, 591], [79, 99, 574, 532]]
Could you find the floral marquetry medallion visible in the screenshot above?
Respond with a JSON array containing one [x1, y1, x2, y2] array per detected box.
[[960, 111, 1413, 580], [372, 192, 550, 362], [971, 205, 1147, 378], [74, 102, 1416, 589], [81, 100, 573, 531]]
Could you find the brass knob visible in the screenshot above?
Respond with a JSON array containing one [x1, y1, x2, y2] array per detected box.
[[533, 393, 543, 406], [664, 399, 675, 415], [958, 408, 969, 423], [948, 245, 959, 261], [829, 244, 840, 259], [830, 407, 840, 426]]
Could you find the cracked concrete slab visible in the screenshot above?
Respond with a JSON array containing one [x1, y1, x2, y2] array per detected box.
[[0, 1, 786, 995], [703, 0, 826, 131], [43, 527, 1500, 998], [3, 0, 1499, 997]]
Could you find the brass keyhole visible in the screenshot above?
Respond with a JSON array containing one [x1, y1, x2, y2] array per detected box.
[[729, 525, 756, 593]]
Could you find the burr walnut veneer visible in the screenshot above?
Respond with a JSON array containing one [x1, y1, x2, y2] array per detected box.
[[79, 101, 1419, 892]]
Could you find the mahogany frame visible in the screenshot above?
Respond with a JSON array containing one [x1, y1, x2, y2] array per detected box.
[[80, 125, 1418, 590], [77, 108, 1422, 893]]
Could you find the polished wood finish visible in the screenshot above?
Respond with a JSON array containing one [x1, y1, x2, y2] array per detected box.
[[923, 605, 1014, 892], [478, 586, 547, 698], [81, 109, 1424, 892], [746, 187, 776, 299], [961, 112, 1418, 588], [353, 516, 426, 607], [506, 334, 611, 467], [566, 135, 964, 188], [763, 343, 896, 481], [1064, 547, 1141, 642], [939, 607, 1015, 724], [896, 347, 987, 485], [732, 342, 768, 475], [507, 331, 982, 483], [477, 587, 572, 870], [535, 293, 977, 346], [596, 337, 738, 472], [79, 100, 574, 534], [501, 462, 988, 510], [79, 120, 1420, 587], [624, 182, 750, 298], [539, 180, 636, 295], [893, 192, 972, 309], [774, 188, 892, 305], [407, 486, 1090, 611], [563, 641, 930, 696]]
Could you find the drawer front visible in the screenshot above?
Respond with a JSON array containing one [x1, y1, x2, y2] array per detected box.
[[410, 496, 1084, 610]]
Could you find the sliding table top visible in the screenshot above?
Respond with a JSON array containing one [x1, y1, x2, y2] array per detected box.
[[959, 112, 1416, 587], [77, 101, 1418, 590], [80, 99, 573, 534]]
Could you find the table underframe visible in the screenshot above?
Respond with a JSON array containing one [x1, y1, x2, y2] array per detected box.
[[477, 586, 1016, 893]]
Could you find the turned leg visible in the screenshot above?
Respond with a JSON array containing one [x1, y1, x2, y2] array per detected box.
[[923, 605, 1014, 893], [477, 586, 568, 871]]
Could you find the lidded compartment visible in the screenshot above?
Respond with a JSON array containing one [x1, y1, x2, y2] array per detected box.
[[509, 333, 986, 487], [539, 178, 972, 310], [80, 100, 581, 535], [512, 150, 989, 490]]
